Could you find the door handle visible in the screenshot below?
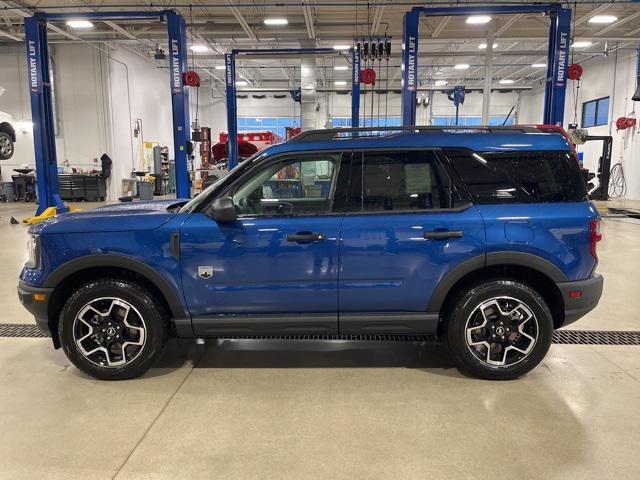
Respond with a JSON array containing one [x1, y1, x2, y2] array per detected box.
[[423, 230, 464, 240], [286, 232, 326, 243]]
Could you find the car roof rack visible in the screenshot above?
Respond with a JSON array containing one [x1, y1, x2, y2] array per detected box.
[[287, 125, 540, 143]]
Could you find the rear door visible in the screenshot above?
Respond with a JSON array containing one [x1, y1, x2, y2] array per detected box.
[[335, 149, 485, 333]]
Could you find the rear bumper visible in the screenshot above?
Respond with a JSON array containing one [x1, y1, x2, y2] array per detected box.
[[557, 274, 604, 327], [17, 281, 53, 334]]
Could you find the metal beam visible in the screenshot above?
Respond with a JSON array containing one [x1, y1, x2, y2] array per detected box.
[[224, 0, 257, 41], [575, 4, 611, 27], [494, 14, 523, 38], [303, 4, 315, 39], [596, 11, 640, 36], [431, 17, 450, 38], [371, 2, 387, 36], [0, 27, 20, 41]]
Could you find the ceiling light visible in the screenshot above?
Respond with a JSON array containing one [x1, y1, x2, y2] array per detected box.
[[334, 66, 349, 71], [435, 71, 443, 75], [478, 43, 498, 50], [215, 65, 225, 70], [190, 45, 209, 53], [66, 20, 94, 29], [571, 41, 593, 48], [333, 44, 351, 51], [588, 15, 617, 24], [454, 64, 470, 70], [335, 80, 347, 86], [263, 18, 288, 26], [466, 15, 492, 25], [531, 63, 547, 68], [499, 79, 515, 84], [435, 80, 448, 86], [236, 80, 248, 86]]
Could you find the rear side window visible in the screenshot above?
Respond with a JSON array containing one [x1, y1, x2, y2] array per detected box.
[[333, 150, 468, 212], [446, 149, 586, 204]]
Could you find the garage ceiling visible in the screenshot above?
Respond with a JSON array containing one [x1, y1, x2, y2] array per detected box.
[[1, 0, 639, 90]]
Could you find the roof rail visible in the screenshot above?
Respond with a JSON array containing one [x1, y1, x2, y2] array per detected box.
[[287, 125, 539, 143]]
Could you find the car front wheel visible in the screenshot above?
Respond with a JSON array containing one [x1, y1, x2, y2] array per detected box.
[[0, 131, 14, 160], [446, 280, 553, 380], [59, 279, 169, 380]]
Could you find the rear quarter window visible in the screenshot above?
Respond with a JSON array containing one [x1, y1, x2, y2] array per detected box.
[[445, 149, 586, 204]]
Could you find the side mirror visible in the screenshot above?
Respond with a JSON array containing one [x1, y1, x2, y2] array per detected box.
[[209, 196, 237, 223]]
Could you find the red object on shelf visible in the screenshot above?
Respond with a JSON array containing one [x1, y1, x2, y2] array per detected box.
[[567, 63, 583, 81], [183, 70, 200, 87], [285, 127, 302, 139], [212, 141, 258, 161], [219, 131, 283, 150], [360, 67, 376, 85]]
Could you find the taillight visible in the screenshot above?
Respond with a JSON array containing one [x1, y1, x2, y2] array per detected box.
[[589, 218, 602, 261]]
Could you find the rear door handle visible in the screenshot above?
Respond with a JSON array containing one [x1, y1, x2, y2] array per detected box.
[[423, 230, 464, 240], [286, 232, 326, 243]]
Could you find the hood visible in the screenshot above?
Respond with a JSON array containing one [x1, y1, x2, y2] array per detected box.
[[30, 199, 188, 235]]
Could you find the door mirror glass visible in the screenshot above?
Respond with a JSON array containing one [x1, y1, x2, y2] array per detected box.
[[209, 196, 237, 222]]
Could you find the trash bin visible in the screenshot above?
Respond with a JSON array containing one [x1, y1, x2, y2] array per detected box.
[[2, 182, 15, 202], [138, 181, 154, 201]]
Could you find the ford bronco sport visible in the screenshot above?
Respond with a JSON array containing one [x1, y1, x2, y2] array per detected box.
[[18, 126, 603, 380]]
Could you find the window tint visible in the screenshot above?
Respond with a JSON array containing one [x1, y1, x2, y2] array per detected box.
[[231, 153, 339, 216], [446, 149, 586, 204], [582, 97, 609, 128], [333, 151, 466, 212]]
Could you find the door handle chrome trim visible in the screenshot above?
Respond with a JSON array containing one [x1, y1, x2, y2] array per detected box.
[[423, 230, 464, 240]]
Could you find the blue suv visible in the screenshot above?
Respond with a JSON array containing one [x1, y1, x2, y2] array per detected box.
[[18, 126, 603, 380]]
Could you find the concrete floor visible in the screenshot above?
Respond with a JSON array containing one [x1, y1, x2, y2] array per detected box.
[[1, 201, 640, 479]]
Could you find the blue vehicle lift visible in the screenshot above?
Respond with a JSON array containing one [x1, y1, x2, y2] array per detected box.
[[225, 47, 361, 169], [25, 10, 191, 217], [401, 4, 572, 126]]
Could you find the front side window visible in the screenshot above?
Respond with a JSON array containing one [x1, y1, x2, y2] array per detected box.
[[231, 153, 340, 216], [333, 150, 465, 212]]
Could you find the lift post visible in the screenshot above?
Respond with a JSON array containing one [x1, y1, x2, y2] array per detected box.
[[225, 47, 361, 169], [401, 4, 571, 126], [24, 10, 191, 217]]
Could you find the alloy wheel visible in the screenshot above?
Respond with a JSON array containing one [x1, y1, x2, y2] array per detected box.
[[72, 297, 146, 368], [0, 136, 12, 156], [464, 296, 538, 367]]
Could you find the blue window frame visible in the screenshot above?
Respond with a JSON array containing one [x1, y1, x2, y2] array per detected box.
[[582, 97, 609, 128]]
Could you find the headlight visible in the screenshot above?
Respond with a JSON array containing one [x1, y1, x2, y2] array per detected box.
[[25, 234, 40, 269]]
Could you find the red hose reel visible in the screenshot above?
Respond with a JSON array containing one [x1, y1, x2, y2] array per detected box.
[[360, 67, 377, 85], [183, 70, 201, 87], [567, 63, 583, 81], [616, 116, 637, 131]]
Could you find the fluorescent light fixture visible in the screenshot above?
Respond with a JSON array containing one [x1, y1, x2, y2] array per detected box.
[[478, 43, 498, 50], [571, 41, 593, 48], [334, 80, 347, 86], [334, 65, 349, 71], [215, 65, 226, 70], [499, 79, 515, 84], [333, 44, 351, 51], [435, 71, 443, 75], [263, 18, 288, 26], [435, 80, 448, 86], [454, 64, 470, 70], [66, 20, 94, 29], [236, 80, 248, 86], [466, 15, 491, 25], [531, 63, 547, 68], [589, 15, 617, 24], [190, 45, 209, 53]]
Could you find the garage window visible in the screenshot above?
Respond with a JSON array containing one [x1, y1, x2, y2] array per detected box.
[[582, 97, 609, 128]]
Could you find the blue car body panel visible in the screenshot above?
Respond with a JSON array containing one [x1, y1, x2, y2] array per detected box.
[[179, 212, 341, 318], [339, 207, 485, 313]]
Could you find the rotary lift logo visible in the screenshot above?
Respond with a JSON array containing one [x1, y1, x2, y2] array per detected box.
[[28, 41, 39, 93]]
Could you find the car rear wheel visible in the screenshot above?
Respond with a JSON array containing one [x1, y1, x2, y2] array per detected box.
[[59, 279, 169, 380], [0, 131, 14, 160], [446, 280, 553, 380]]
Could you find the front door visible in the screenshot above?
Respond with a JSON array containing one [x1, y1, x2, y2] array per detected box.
[[180, 152, 345, 336], [334, 149, 485, 333]]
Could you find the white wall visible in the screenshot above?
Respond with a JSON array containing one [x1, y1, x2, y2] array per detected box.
[[519, 49, 640, 200]]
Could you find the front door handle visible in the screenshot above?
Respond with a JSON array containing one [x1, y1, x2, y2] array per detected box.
[[423, 230, 464, 240], [286, 232, 326, 243]]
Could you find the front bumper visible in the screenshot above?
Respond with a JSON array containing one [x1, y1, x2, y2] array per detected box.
[[557, 274, 604, 327], [17, 280, 53, 334]]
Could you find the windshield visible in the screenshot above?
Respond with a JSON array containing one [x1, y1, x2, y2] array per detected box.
[[179, 150, 269, 213]]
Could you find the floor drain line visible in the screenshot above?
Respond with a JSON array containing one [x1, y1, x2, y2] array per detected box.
[[2, 323, 640, 346]]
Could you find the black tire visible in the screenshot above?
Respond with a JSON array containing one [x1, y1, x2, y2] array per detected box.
[[59, 278, 169, 380], [0, 131, 14, 160], [446, 280, 553, 380]]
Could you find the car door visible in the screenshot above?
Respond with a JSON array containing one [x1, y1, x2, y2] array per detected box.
[[180, 151, 345, 336], [335, 149, 486, 334]]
